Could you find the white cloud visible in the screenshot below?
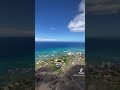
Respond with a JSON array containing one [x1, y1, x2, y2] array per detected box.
[[0, 27, 34, 37], [50, 27, 56, 30], [68, 0, 85, 32], [35, 37, 57, 42], [86, 0, 120, 15]]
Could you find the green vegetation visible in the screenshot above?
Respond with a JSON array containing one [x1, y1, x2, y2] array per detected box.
[[35, 53, 85, 74]]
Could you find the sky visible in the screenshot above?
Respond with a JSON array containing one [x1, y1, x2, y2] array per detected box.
[[86, 0, 120, 38], [1, 0, 120, 39], [35, 0, 85, 42], [0, 0, 34, 37]]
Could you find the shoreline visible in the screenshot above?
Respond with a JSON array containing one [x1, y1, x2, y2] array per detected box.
[[35, 52, 85, 74], [35, 51, 85, 90]]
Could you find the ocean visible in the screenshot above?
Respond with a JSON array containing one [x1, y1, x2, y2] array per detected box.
[[0, 37, 34, 75], [1, 37, 119, 73], [86, 38, 120, 63], [35, 42, 85, 61]]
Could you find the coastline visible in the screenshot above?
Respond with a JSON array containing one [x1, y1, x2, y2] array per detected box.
[[35, 51, 85, 90], [35, 51, 85, 71]]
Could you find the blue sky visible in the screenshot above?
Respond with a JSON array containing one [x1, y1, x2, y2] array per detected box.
[[86, 0, 120, 38], [35, 0, 85, 42], [0, 0, 34, 37]]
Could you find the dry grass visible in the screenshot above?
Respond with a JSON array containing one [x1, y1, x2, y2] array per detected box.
[[36, 84, 52, 90]]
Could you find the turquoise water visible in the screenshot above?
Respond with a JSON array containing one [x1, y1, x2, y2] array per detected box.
[[35, 42, 85, 61], [35, 47, 85, 61]]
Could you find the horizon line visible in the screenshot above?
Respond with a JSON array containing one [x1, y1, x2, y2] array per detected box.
[[35, 41, 85, 43]]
